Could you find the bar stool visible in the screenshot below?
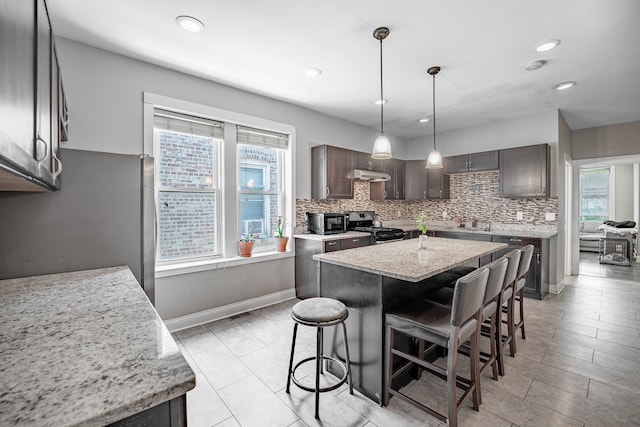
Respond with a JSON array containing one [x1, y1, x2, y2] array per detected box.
[[492, 249, 521, 377], [384, 267, 489, 427], [509, 244, 534, 356], [286, 297, 353, 419]]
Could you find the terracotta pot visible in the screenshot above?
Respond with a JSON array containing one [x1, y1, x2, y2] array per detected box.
[[238, 240, 255, 257], [274, 236, 289, 252]]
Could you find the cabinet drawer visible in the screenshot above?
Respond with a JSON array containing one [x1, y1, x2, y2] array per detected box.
[[324, 240, 342, 252], [491, 235, 541, 250], [340, 236, 371, 250]]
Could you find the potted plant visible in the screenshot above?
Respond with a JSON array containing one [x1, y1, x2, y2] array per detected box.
[[238, 234, 255, 257], [416, 212, 428, 250], [274, 216, 289, 252]]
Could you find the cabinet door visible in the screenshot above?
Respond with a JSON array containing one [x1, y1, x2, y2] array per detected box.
[[394, 159, 405, 199], [355, 151, 383, 172], [426, 168, 450, 199], [443, 155, 469, 174], [340, 236, 371, 250], [311, 145, 354, 199], [49, 46, 62, 188], [381, 159, 405, 200], [35, 0, 52, 176], [404, 160, 428, 200], [468, 150, 499, 172], [523, 252, 541, 295], [499, 144, 549, 198]]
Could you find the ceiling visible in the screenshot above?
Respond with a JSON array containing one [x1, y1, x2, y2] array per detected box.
[[49, 0, 640, 140]]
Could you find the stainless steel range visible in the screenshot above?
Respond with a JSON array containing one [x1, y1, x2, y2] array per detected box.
[[345, 211, 406, 243]]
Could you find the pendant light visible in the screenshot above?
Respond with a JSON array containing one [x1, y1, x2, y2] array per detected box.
[[371, 27, 392, 160], [426, 66, 443, 169]]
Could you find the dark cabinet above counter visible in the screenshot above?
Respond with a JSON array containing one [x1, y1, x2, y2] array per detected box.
[[443, 150, 499, 174], [311, 145, 355, 199], [405, 160, 450, 200], [499, 144, 550, 198]]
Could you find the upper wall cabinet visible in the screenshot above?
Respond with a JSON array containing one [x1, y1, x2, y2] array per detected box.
[[499, 144, 550, 198], [404, 160, 450, 200], [370, 158, 405, 201], [0, 0, 66, 191], [443, 150, 499, 174], [311, 145, 355, 199], [355, 151, 383, 173]]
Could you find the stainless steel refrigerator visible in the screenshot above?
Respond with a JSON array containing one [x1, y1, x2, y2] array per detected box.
[[0, 148, 156, 304]]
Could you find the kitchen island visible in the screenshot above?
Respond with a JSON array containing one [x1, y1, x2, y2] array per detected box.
[[313, 237, 507, 404], [0, 266, 195, 426]]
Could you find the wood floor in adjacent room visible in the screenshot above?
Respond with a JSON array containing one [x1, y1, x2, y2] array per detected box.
[[173, 268, 640, 427]]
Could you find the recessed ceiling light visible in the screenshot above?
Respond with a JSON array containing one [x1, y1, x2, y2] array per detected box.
[[418, 118, 430, 123], [176, 15, 205, 33], [303, 68, 322, 77], [554, 81, 576, 91], [374, 99, 388, 105], [536, 39, 560, 52], [525, 59, 547, 71]]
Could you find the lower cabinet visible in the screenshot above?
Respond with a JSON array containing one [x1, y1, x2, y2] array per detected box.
[[108, 396, 186, 427], [295, 235, 373, 298], [490, 235, 548, 300]]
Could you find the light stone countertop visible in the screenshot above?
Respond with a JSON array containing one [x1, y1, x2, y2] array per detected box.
[[313, 237, 507, 282], [293, 231, 371, 241], [0, 266, 195, 427], [394, 224, 557, 239]]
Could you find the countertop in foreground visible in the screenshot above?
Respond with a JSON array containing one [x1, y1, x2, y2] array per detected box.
[[0, 266, 195, 427], [314, 237, 507, 282]]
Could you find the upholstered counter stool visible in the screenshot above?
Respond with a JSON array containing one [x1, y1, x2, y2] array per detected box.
[[286, 297, 353, 419]]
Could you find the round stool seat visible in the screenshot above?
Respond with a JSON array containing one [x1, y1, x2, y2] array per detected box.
[[292, 297, 348, 325]]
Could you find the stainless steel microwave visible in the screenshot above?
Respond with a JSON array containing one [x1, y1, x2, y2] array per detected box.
[[307, 212, 347, 235]]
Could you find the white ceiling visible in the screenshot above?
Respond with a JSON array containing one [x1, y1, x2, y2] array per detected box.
[[49, 0, 640, 140]]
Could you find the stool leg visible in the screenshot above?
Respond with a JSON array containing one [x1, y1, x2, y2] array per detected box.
[[508, 294, 517, 357], [315, 326, 321, 419], [496, 304, 505, 376], [319, 327, 324, 374], [286, 323, 298, 394], [489, 313, 498, 381], [446, 336, 459, 427], [384, 325, 394, 407], [341, 321, 353, 395], [519, 289, 526, 339]]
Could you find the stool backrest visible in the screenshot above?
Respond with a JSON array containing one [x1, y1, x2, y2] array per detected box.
[[502, 249, 522, 291], [517, 244, 535, 280], [482, 257, 508, 305], [450, 267, 489, 327]]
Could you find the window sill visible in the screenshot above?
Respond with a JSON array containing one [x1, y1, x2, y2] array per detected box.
[[155, 250, 294, 278]]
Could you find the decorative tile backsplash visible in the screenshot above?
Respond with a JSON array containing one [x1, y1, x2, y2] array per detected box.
[[296, 171, 558, 231]]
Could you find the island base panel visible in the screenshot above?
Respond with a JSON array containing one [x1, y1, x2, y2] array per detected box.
[[108, 395, 187, 427]]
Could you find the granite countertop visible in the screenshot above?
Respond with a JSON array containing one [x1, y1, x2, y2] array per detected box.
[[313, 237, 507, 282], [0, 266, 195, 427], [396, 224, 557, 239], [293, 231, 371, 241]]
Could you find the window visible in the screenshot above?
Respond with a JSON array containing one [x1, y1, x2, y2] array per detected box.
[[238, 126, 288, 253], [154, 110, 223, 262], [580, 168, 609, 222], [146, 92, 295, 269]]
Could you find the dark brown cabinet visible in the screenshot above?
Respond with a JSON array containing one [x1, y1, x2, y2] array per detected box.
[[295, 234, 373, 298], [0, 0, 65, 191], [371, 158, 404, 200], [443, 150, 499, 174], [490, 235, 548, 300], [499, 144, 550, 198], [311, 145, 354, 199], [355, 151, 383, 172], [404, 160, 450, 200]]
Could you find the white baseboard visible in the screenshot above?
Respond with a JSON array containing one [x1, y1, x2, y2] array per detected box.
[[550, 279, 566, 294], [164, 289, 296, 332]]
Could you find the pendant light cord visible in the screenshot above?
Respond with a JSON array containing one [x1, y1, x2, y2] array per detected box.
[[379, 38, 384, 134], [432, 72, 436, 150]]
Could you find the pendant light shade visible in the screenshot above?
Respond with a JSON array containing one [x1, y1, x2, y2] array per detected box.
[[426, 66, 443, 169], [371, 27, 392, 160]]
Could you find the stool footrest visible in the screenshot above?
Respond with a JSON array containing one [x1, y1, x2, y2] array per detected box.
[[290, 355, 349, 393]]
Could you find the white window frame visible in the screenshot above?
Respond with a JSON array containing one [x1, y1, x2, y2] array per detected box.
[[143, 93, 296, 277]]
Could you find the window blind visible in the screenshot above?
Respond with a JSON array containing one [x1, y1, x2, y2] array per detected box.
[[154, 109, 224, 139], [237, 126, 288, 149]]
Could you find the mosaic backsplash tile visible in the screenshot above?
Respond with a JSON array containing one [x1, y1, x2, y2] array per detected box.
[[296, 171, 558, 232]]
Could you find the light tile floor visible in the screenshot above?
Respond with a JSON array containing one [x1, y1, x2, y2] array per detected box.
[[173, 274, 640, 427]]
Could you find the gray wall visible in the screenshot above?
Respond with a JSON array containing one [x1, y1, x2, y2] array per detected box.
[[557, 111, 575, 281], [572, 121, 640, 160]]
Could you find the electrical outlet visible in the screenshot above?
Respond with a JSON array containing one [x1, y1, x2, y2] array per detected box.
[[516, 211, 523, 220], [442, 210, 447, 219], [545, 212, 556, 221], [397, 210, 402, 218]]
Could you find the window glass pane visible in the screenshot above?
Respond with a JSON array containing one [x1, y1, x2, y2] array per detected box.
[[239, 144, 279, 192], [158, 191, 217, 260], [240, 194, 281, 251], [580, 171, 608, 221], [158, 129, 216, 189]]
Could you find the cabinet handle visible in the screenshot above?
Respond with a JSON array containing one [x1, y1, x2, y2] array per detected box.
[[352, 239, 360, 242], [396, 190, 399, 198], [423, 190, 426, 199], [35, 135, 49, 167], [439, 190, 442, 198], [368, 161, 373, 170], [326, 186, 330, 197], [51, 152, 63, 180], [509, 238, 522, 243], [466, 161, 469, 170], [327, 241, 337, 246], [536, 253, 541, 263], [383, 190, 387, 199]]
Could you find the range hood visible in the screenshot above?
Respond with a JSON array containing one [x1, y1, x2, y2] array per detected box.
[[352, 169, 391, 182]]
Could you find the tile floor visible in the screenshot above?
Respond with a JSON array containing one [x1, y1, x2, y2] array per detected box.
[[173, 272, 640, 427]]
